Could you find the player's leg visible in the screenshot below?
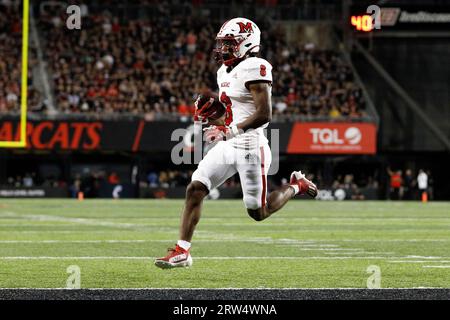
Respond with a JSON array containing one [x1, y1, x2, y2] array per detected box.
[[179, 143, 237, 242], [238, 144, 284, 220], [178, 180, 208, 243], [154, 179, 211, 269], [238, 144, 317, 221], [155, 141, 237, 269]]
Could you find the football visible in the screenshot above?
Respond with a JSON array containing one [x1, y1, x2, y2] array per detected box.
[[195, 94, 226, 121]]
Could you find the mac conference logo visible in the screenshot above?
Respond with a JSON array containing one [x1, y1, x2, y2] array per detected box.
[[310, 126, 362, 145]]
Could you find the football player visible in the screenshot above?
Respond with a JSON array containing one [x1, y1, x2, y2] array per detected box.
[[155, 18, 318, 269]]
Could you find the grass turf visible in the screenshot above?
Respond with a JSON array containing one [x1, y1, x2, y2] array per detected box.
[[0, 199, 449, 288]]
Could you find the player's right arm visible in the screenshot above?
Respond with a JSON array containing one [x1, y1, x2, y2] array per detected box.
[[236, 82, 272, 132], [235, 58, 273, 132]]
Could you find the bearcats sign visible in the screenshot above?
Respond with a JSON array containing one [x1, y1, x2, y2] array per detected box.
[[287, 122, 377, 154], [0, 119, 182, 151], [0, 119, 377, 154], [0, 121, 103, 150]]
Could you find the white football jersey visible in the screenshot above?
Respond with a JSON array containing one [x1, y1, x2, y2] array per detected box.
[[217, 57, 273, 149]]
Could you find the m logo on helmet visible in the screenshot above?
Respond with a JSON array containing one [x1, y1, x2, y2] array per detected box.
[[237, 22, 253, 33]]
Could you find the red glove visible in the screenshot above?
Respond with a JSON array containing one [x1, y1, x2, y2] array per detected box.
[[203, 125, 240, 143], [194, 95, 215, 123]]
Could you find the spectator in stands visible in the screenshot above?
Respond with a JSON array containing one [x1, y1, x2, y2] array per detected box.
[[427, 170, 434, 201], [158, 171, 170, 188], [417, 169, 428, 200], [351, 184, 365, 200], [70, 174, 82, 198], [403, 169, 415, 200], [147, 171, 159, 187], [177, 99, 192, 122], [23, 174, 34, 187], [108, 172, 120, 185], [274, 98, 287, 115], [387, 167, 403, 200]]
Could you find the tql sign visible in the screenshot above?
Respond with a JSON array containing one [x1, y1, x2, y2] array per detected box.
[[287, 122, 377, 154]]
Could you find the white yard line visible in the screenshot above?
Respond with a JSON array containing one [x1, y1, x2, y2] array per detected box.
[[0, 239, 309, 244], [0, 287, 444, 290], [0, 256, 446, 260], [0, 212, 141, 229], [1, 212, 449, 243], [0, 231, 141, 234], [2, 211, 447, 264], [0, 237, 448, 242], [5, 212, 448, 220], [294, 245, 339, 248], [422, 266, 450, 268], [0, 239, 318, 243], [335, 239, 450, 242], [295, 248, 365, 251], [3, 234, 445, 242], [0, 239, 368, 245], [389, 260, 450, 263], [406, 255, 446, 259], [323, 252, 395, 255], [0, 240, 171, 243]]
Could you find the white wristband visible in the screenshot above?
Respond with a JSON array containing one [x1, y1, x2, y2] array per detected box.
[[230, 125, 240, 138], [193, 121, 203, 135]]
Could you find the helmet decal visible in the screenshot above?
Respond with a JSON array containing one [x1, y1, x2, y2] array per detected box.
[[237, 22, 253, 33]]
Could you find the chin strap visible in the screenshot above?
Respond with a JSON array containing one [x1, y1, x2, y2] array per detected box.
[[223, 57, 241, 67], [222, 45, 261, 67]]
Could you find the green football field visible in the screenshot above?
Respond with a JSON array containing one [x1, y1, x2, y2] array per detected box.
[[0, 199, 449, 289]]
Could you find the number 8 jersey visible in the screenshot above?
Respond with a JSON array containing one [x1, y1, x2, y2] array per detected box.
[[217, 56, 273, 149]]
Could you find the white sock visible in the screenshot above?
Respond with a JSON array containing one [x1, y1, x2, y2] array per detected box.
[[177, 240, 191, 251], [289, 184, 300, 196]]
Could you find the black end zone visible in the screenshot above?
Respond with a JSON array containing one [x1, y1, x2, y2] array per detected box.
[[0, 289, 449, 300]]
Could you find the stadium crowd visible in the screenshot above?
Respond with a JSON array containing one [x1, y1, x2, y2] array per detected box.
[[0, 2, 41, 114], [38, 10, 217, 118], [0, 1, 368, 120], [1, 166, 432, 201], [387, 167, 433, 201], [141, 167, 433, 201]]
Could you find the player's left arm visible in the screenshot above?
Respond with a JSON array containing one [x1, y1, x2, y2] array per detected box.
[[236, 81, 272, 132]]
